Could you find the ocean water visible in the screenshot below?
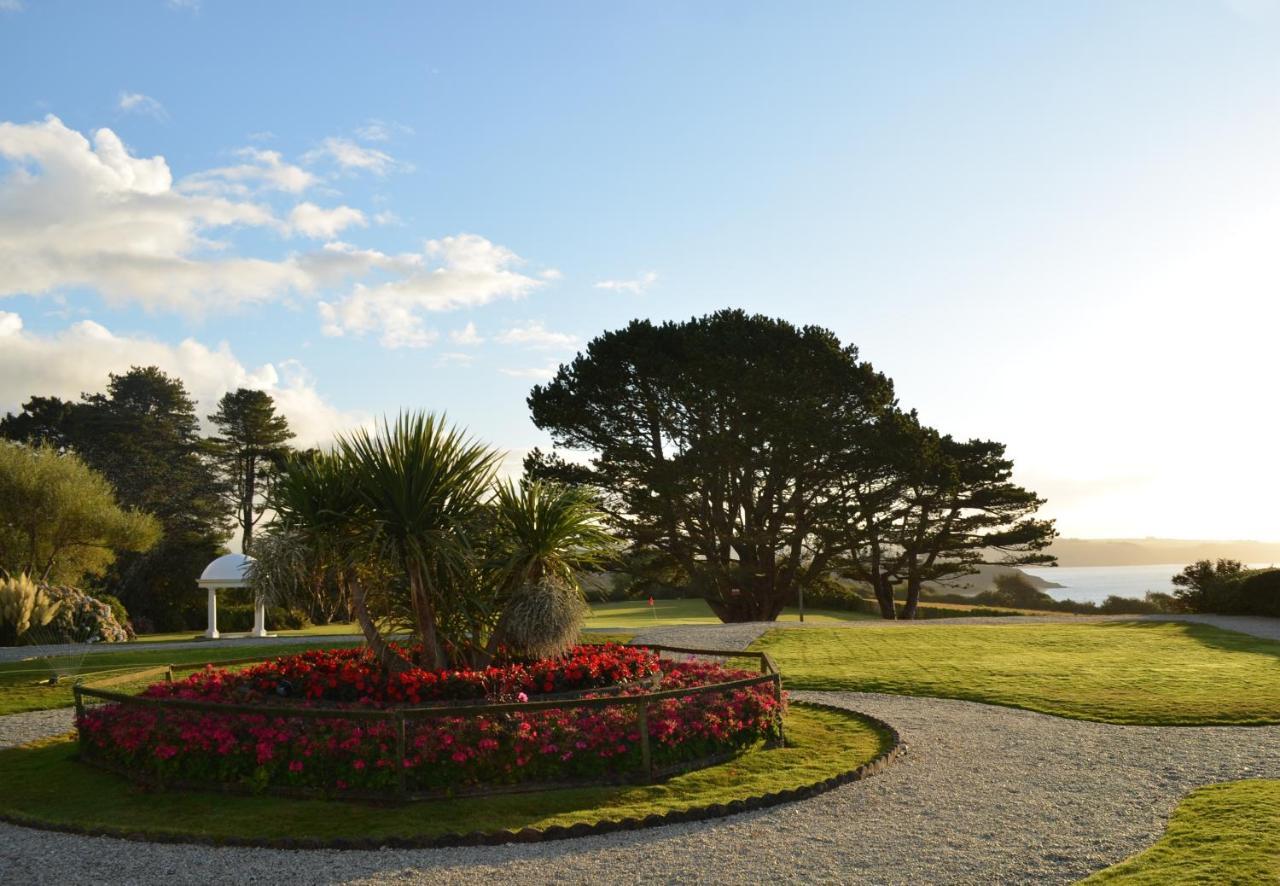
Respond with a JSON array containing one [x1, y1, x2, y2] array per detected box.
[[1018, 564, 1267, 605]]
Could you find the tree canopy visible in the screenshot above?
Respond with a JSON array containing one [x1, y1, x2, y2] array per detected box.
[[207, 388, 295, 554], [0, 443, 160, 585], [529, 309, 1056, 621]]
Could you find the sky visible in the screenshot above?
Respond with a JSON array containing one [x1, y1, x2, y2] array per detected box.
[[1, 0, 1279, 541]]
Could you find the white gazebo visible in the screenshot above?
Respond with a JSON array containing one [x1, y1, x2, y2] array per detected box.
[[198, 553, 269, 639]]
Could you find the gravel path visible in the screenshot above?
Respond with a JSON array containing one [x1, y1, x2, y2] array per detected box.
[[3, 691, 1279, 884], [4, 618, 1280, 883]]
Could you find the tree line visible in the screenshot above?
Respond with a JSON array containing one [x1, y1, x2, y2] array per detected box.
[[526, 310, 1057, 620], [0, 367, 295, 631]]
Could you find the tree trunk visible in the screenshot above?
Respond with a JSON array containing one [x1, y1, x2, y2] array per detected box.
[[900, 582, 921, 620], [408, 569, 447, 671], [874, 575, 897, 620], [347, 575, 407, 675]]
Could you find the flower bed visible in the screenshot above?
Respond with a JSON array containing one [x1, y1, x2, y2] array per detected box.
[[75, 647, 786, 799], [143, 643, 662, 707]]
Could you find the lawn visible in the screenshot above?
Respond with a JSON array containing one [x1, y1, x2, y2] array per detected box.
[[753, 621, 1280, 725], [1083, 779, 1280, 884], [0, 641, 363, 716], [583, 598, 876, 629], [0, 704, 889, 845]]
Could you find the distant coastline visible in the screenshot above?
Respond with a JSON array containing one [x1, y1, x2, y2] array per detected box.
[[1048, 538, 1280, 568]]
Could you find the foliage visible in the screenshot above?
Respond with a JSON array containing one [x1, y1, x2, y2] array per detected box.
[[499, 577, 589, 660], [270, 415, 617, 670], [206, 389, 295, 554], [529, 310, 1054, 623], [0, 705, 882, 844], [1082, 779, 1280, 884], [529, 310, 896, 622], [755, 621, 1280, 725], [1234, 569, 1280, 618], [0, 443, 160, 586], [1, 368, 233, 630], [43, 585, 131, 644], [837, 411, 1056, 619], [78, 656, 782, 796], [1171, 559, 1248, 613], [0, 574, 61, 646], [246, 529, 350, 625], [93, 593, 131, 633], [216, 603, 306, 633]]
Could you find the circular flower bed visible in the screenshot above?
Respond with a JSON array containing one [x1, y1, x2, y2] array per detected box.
[[145, 643, 663, 707], [76, 644, 785, 799]]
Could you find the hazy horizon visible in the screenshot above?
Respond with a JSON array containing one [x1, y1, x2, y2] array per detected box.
[[3, 1, 1279, 540]]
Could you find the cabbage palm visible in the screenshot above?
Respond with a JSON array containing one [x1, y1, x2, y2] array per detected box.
[[486, 479, 616, 658], [339, 413, 501, 670]]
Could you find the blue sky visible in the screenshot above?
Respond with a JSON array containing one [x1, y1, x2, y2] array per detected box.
[[2, 1, 1279, 539]]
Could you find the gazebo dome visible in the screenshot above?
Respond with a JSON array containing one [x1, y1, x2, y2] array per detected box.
[[198, 553, 256, 588]]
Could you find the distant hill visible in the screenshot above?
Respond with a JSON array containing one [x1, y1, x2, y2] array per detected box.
[[1048, 538, 1280, 568], [928, 564, 1063, 596]]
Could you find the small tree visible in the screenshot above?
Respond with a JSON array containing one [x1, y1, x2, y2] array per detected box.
[[207, 389, 295, 554], [0, 443, 160, 585], [1171, 559, 1246, 613]]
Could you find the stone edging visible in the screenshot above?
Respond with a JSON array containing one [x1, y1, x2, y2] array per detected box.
[[0, 701, 906, 851]]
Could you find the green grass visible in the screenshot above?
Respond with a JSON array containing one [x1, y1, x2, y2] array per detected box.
[[0, 704, 888, 844], [1083, 780, 1280, 884], [134, 622, 365, 643], [0, 641, 363, 716], [583, 598, 876, 629], [753, 621, 1280, 725]]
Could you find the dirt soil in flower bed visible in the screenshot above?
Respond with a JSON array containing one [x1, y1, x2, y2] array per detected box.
[[75, 646, 784, 798], [0, 703, 888, 846]]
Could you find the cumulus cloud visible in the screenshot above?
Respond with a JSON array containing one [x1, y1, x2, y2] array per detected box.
[[0, 312, 361, 447], [449, 321, 483, 345], [117, 92, 166, 119], [304, 137, 399, 175], [0, 0, 24, 12], [594, 271, 657, 294], [318, 234, 544, 348], [288, 202, 367, 239], [354, 119, 412, 143], [0, 116, 544, 334], [494, 321, 576, 349], [0, 116, 309, 311]]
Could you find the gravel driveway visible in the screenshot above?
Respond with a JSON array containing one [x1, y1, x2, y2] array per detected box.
[[3, 618, 1280, 884]]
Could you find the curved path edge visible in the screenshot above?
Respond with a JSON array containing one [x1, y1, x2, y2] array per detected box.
[[0, 701, 905, 852]]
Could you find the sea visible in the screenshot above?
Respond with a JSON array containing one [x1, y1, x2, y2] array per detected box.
[[1022, 563, 1278, 605]]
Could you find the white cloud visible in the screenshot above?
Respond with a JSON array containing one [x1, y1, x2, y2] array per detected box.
[[373, 210, 401, 226], [304, 137, 399, 175], [540, 268, 564, 281], [0, 116, 308, 311], [449, 321, 484, 345], [0, 313, 362, 447], [495, 321, 576, 349], [318, 234, 544, 348], [0, 116, 542, 333], [594, 271, 658, 294], [117, 92, 166, 119], [435, 351, 475, 367], [288, 202, 367, 239], [498, 363, 561, 380], [182, 147, 315, 195], [0, 0, 24, 12]]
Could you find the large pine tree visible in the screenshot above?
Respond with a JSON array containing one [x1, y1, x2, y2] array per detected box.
[[207, 388, 294, 554]]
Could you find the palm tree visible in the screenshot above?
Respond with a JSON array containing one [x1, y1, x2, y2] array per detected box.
[[339, 413, 501, 670], [486, 479, 616, 659], [266, 449, 406, 673]]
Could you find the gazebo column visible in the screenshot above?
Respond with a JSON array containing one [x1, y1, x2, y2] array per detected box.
[[250, 594, 268, 638], [205, 586, 220, 639]]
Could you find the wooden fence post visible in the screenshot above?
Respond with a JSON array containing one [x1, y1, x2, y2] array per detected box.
[[73, 685, 85, 759], [395, 711, 408, 800]]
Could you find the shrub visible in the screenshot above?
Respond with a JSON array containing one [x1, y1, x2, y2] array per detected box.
[[1172, 560, 1248, 613], [216, 603, 306, 633], [0, 574, 62, 646], [92, 593, 134, 639], [1236, 570, 1280, 618], [802, 577, 878, 614], [45, 586, 130, 643]]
